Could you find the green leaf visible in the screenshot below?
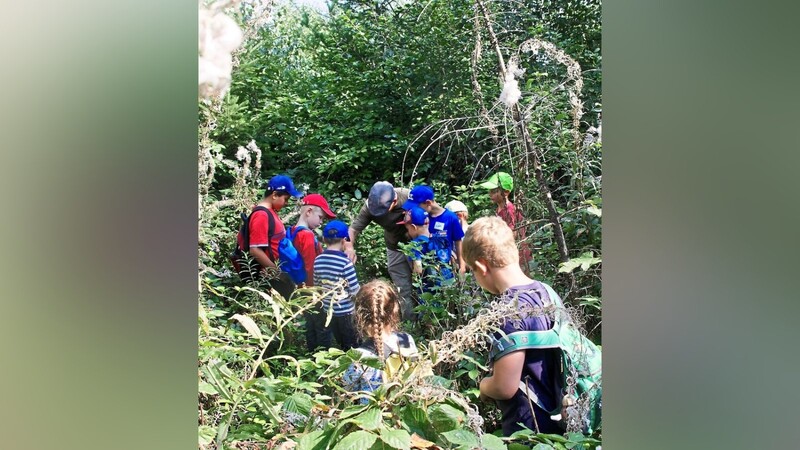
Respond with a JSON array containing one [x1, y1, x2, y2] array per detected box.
[[198, 381, 218, 395], [531, 444, 556, 450], [442, 429, 479, 448], [230, 313, 263, 341], [584, 205, 602, 217], [283, 392, 314, 416], [198, 425, 216, 446], [480, 433, 508, 450], [507, 444, 533, 450], [352, 407, 383, 431], [558, 252, 601, 273], [379, 427, 411, 450], [333, 430, 379, 450], [428, 403, 466, 432], [297, 429, 327, 450]]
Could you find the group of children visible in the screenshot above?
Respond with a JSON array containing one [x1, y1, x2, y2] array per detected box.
[[233, 171, 561, 436]]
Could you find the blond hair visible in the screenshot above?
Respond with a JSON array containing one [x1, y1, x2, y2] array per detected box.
[[353, 279, 402, 360], [462, 216, 519, 269]]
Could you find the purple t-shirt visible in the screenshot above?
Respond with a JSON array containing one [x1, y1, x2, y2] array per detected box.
[[495, 281, 564, 436]]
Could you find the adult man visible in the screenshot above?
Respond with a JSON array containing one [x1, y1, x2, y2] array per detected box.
[[345, 181, 415, 321]]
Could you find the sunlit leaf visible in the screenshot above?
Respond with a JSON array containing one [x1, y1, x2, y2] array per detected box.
[[230, 313, 263, 341]]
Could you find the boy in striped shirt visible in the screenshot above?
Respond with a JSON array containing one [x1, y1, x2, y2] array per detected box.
[[312, 220, 361, 350]]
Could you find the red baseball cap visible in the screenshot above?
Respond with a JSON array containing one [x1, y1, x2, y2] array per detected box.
[[301, 193, 336, 218]]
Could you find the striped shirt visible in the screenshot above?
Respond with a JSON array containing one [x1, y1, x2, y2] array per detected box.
[[313, 249, 360, 316]]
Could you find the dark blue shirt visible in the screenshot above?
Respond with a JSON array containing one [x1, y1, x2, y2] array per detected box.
[[495, 281, 564, 436]]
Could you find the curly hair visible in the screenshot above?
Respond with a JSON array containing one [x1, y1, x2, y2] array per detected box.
[[353, 279, 402, 360]]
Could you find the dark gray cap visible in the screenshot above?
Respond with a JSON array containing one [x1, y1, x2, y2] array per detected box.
[[367, 181, 396, 216]]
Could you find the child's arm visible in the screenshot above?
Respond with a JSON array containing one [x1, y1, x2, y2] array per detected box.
[[479, 351, 525, 401], [454, 240, 465, 276]]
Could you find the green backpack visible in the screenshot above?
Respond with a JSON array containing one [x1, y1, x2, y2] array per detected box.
[[488, 282, 602, 435]]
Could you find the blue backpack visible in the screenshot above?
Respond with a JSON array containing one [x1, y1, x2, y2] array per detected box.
[[233, 207, 307, 285]]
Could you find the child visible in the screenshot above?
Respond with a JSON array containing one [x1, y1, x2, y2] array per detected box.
[[464, 216, 563, 436], [233, 174, 303, 300], [478, 172, 533, 275], [312, 220, 361, 351], [397, 206, 454, 294], [342, 279, 421, 403], [444, 199, 469, 234], [402, 185, 466, 279], [291, 193, 337, 352]]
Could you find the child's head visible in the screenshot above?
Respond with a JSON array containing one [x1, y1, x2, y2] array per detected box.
[[322, 220, 350, 247], [353, 279, 402, 359], [444, 200, 469, 222], [402, 185, 436, 212], [478, 172, 513, 206], [298, 193, 336, 229], [463, 217, 519, 292], [396, 206, 429, 238], [264, 174, 303, 211]]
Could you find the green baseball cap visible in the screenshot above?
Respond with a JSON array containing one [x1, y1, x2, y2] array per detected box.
[[478, 172, 514, 191]]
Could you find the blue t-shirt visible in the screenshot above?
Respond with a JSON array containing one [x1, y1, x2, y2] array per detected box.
[[427, 208, 464, 253], [409, 235, 454, 292], [495, 281, 564, 436]]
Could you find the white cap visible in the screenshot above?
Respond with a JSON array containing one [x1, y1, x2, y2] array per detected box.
[[444, 200, 468, 213]]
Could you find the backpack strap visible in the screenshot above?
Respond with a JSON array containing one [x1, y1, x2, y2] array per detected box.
[[488, 330, 561, 362], [288, 225, 312, 242], [246, 206, 275, 262]]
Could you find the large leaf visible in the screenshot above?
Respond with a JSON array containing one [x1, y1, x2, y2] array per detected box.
[[230, 313, 263, 341], [399, 404, 429, 437], [297, 429, 328, 450], [198, 381, 218, 395], [283, 392, 314, 416], [441, 429, 479, 449], [333, 430, 379, 450], [558, 252, 601, 273], [428, 404, 465, 432], [480, 433, 508, 450], [198, 425, 216, 446], [352, 407, 383, 431], [379, 427, 411, 450]]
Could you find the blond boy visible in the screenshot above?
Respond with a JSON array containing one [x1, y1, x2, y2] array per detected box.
[[463, 217, 563, 436]]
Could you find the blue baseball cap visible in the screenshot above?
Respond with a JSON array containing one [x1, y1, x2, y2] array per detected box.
[[267, 174, 303, 198], [323, 220, 350, 240], [402, 185, 435, 210], [396, 206, 429, 226]]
